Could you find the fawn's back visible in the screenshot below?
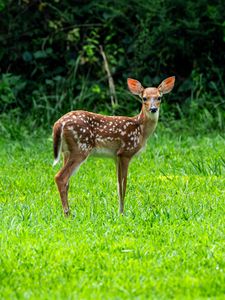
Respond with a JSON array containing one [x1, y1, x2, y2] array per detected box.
[[53, 109, 157, 161]]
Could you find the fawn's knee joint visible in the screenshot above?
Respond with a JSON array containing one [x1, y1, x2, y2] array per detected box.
[[55, 174, 63, 185]]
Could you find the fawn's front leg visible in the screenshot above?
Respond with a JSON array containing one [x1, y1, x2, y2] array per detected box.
[[117, 156, 130, 214]]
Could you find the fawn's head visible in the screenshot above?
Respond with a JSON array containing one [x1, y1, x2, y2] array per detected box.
[[127, 76, 175, 115]]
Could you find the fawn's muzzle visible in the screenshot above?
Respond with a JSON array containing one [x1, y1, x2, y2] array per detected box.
[[150, 107, 158, 113]]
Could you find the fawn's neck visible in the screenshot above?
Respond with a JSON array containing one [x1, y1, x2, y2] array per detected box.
[[139, 105, 159, 139]]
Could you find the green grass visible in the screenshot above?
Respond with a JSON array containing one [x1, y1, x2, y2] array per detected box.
[[0, 129, 225, 299]]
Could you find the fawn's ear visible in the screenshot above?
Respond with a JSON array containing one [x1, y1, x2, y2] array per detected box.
[[127, 78, 144, 96], [158, 76, 175, 95]]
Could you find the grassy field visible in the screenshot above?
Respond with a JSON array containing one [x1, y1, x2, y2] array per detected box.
[[0, 128, 225, 299]]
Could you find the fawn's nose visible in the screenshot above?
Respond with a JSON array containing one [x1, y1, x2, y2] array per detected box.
[[150, 107, 158, 113]]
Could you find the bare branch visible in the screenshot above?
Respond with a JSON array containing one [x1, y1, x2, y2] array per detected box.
[[100, 45, 118, 107]]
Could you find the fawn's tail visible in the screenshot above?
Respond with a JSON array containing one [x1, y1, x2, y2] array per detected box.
[[53, 122, 63, 166]]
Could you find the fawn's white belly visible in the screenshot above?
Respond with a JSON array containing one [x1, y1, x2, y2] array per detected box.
[[91, 147, 116, 158], [91, 137, 120, 158]]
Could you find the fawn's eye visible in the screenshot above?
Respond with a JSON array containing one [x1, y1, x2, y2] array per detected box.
[[158, 97, 161, 101], [143, 97, 147, 101]]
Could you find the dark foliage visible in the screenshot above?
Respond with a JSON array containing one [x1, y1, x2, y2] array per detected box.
[[0, 0, 225, 131]]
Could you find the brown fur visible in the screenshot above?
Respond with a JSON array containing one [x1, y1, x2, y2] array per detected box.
[[53, 76, 175, 216]]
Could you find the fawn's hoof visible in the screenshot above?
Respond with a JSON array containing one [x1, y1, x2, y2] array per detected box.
[[64, 209, 70, 217]]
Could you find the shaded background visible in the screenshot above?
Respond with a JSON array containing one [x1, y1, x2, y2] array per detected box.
[[0, 0, 225, 135]]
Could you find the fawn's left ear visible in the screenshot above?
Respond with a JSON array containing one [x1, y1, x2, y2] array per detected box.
[[158, 76, 175, 95], [127, 78, 144, 96]]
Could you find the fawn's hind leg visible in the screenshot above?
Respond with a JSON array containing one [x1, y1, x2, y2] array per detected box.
[[55, 152, 88, 216]]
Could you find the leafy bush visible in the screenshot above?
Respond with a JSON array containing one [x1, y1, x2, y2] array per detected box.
[[0, 0, 225, 130]]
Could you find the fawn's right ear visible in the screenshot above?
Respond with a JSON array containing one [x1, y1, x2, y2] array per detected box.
[[127, 78, 144, 96]]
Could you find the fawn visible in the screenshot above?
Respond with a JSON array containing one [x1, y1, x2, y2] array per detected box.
[[53, 76, 175, 216]]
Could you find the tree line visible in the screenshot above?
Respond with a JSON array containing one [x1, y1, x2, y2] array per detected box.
[[0, 0, 225, 131]]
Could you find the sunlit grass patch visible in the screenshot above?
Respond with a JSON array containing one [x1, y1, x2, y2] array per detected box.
[[0, 131, 225, 299]]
